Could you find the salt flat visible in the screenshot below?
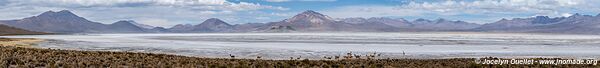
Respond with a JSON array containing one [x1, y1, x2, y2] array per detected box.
[[2, 32, 600, 59]]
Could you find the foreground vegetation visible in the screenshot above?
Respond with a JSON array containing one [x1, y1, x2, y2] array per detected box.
[[0, 46, 472, 68], [1, 38, 599, 68], [3, 46, 600, 68], [0, 38, 43, 48]]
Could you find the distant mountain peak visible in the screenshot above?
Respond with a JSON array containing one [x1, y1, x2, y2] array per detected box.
[[414, 18, 431, 22], [206, 18, 223, 22], [39, 11, 56, 15], [201, 18, 231, 26], [116, 20, 134, 23], [285, 10, 335, 23], [112, 20, 136, 25], [569, 13, 582, 18], [300, 10, 322, 15], [174, 24, 193, 26], [57, 10, 73, 14], [454, 20, 466, 23], [38, 10, 79, 18], [500, 18, 508, 21], [169, 24, 194, 31], [113, 20, 155, 29], [573, 13, 581, 16], [565, 13, 596, 19], [435, 18, 447, 22], [534, 16, 550, 19], [298, 10, 328, 18], [188, 18, 234, 32], [107, 20, 149, 33]]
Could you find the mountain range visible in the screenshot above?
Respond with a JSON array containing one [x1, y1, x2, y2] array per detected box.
[[476, 14, 600, 34], [1, 10, 600, 34], [0, 10, 164, 33]]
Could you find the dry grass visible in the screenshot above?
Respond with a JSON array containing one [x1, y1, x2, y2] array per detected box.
[[1, 46, 599, 68], [1, 38, 599, 67], [0, 38, 43, 48], [0, 46, 472, 68]]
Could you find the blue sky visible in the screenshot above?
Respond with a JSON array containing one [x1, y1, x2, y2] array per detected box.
[[0, 0, 599, 27]]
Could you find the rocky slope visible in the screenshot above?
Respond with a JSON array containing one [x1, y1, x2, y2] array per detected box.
[[0, 24, 45, 35]]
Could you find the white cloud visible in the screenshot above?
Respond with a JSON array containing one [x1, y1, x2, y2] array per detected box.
[[4, 0, 288, 11], [264, 0, 336, 2], [322, 0, 600, 24], [322, 5, 424, 18], [397, 0, 600, 16], [255, 17, 271, 20], [0, 0, 290, 27], [6, 0, 226, 7], [265, 0, 290, 2], [270, 12, 291, 16]]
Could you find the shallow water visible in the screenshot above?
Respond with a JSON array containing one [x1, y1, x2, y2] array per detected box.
[[3, 32, 600, 59]]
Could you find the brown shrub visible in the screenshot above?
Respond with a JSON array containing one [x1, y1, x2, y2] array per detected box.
[[0, 46, 599, 68]]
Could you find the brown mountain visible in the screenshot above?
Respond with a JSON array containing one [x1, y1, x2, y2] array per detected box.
[[107, 20, 148, 33], [167, 18, 234, 32], [191, 18, 234, 32], [259, 10, 357, 32], [0, 10, 108, 33], [0, 10, 161, 33]]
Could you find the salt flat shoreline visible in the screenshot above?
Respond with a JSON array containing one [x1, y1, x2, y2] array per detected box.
[[3, 32, 600, 60], [2, 45, 599, 67], [1, 38, 599, 67]]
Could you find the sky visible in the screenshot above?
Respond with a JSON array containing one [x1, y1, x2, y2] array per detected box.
[[0, 0, 599, 27]]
